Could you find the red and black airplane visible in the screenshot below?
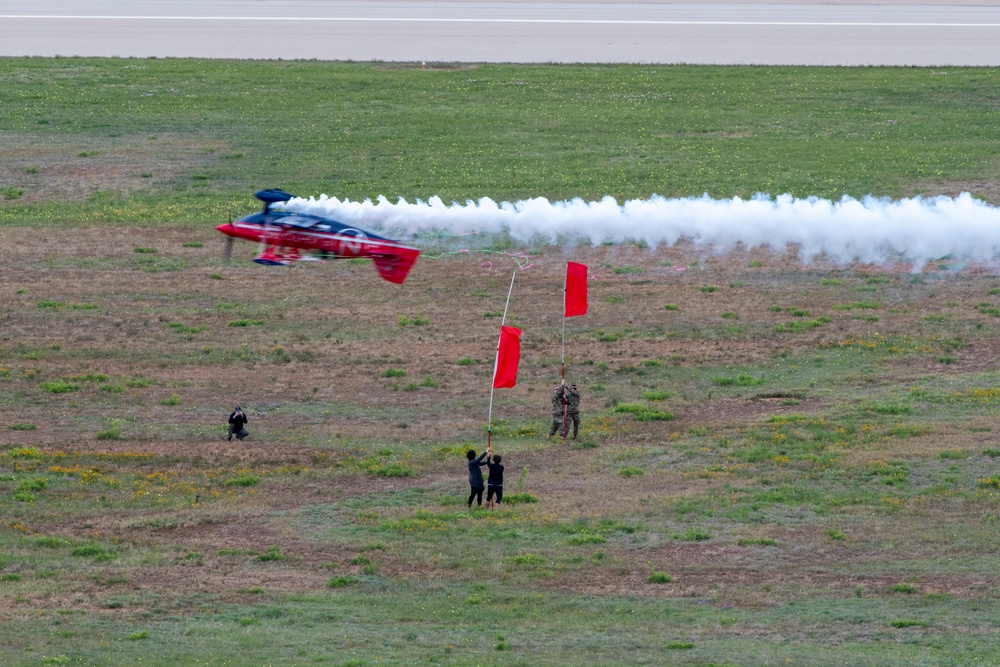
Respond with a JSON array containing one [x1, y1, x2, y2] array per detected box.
[[216, 189, 420, 284]]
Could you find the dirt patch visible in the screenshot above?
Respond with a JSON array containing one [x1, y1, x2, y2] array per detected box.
[[0, 136, 227, 203]]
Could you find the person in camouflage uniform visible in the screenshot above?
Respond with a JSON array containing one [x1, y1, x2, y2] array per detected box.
[[565, 383, 581, 439], [547, 383, 566, 438]]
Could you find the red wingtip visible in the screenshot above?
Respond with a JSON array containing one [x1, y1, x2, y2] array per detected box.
[[372, 247, 421, 284]]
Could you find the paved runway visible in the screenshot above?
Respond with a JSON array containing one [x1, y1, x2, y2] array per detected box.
[[1, 0, 998, 65]]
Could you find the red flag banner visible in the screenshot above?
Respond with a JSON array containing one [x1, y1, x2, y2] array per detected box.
[[492, 325, 522, 388], [564, 261, 588, 317]]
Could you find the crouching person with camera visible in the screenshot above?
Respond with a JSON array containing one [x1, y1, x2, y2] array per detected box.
[[228, 406, 249, 441]]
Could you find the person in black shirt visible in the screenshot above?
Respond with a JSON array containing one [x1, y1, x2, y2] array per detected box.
[[466, 449, 488, 507], [485, 452, 504, 509], [228, 406, 249, 441]]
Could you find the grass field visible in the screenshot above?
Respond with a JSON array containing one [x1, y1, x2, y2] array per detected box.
[[2, 59, 1000, 223], [2, 59, 1000, 666]]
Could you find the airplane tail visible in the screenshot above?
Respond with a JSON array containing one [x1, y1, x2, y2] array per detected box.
[[371, 247, 420, 284]]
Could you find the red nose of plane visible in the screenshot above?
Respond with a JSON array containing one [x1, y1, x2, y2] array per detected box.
[[216, 223, 236, 236]]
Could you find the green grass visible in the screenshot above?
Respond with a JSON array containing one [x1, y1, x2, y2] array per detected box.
[[737, 537, 778, 546], [71, 543, 116, 559], [224, 474, 260, 487], [39, 380, 79, 393], [773, 316, 831, 333], [164, 321, 209, 335], [503, 492, 539, 505], [0, 585, 994, 665], [641, 390, 671, 401], [673, 527, 711, 541], [398, 314, 430, 327], [612, 403, 674, 421], [4, 61, 1000, 224], [713, 373, 763, 387], [95, 421, 125, 441], [255, 547, 286, 562], [508, 553, 545, 566], [327, 576, 354, 588]]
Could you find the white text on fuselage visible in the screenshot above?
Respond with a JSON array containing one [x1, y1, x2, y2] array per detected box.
[[256, 228, 383, 257]]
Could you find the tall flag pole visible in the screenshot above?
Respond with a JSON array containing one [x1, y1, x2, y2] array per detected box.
[[488, 270, 520, 452], [562, 272, 567, 383], [561, 269, 568, 433], [562, 262, 588, 436]]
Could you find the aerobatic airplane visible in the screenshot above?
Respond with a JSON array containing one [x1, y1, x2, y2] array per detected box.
[[216, 189, 420, 284]]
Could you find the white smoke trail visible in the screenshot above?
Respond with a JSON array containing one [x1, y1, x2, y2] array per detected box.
[[283, 192, 1000, 266]]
